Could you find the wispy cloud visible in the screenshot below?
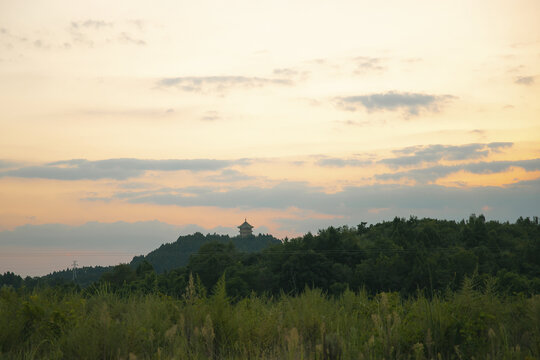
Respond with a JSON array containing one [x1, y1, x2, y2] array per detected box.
[[0, 158, 246, 180], [0, 160, 18, 168], [487, 142, 513, 152], [157, 76, 292, 93], [68, 20, 113, 46], [335, 91, 455, 116], [68, 19, 146, 48], [200, 111, 221, 122], [375, 158, 540, 183], [273, 67, 309, 82], [128, 19, 146, 31], [273, 68, 299, 77], [514, 75, 535, 86], [353, 56, 385, 74], [85, 178, 540, 222], [0, 27, 28, 43], [118, 32, 146, 46], [70, 20, 113, 30], [316, 158, 372, 167], [79, 108, 176, 118], [204, 169, 256, 182], [379, 143, 513, 169]]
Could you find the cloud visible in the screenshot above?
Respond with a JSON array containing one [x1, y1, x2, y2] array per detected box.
[[204, 169, 256, 182], [68, 19, 146, 48], [157, 76, 292, 93], [106, 182, 323, 209], [86, 179, 540, 224], [118, 32, 146, 46], [335, 91, 455, 116], [0, 158, 244, 180], [71, 20, 113, 29], [316, 158, 372, 167], [487, 142, 513, 152], [379, 143, 511, 169], [401, 57, 423, 64], [353, 56, 385, 73], [79, 108, 176, 119], [514, 76, 535, 85], [0, 160, 18, 169], [273, 67, 309, 81], [336, 119, 374, 127], [200, 111, 220, 122], [128, 19, 146, 31], [375, 158, 540, 183], [273, 68, 299, 77], [0, 27, 28, 43]]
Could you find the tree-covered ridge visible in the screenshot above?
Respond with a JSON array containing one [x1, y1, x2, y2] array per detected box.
[[0, 232, 280, 289], [1, 215, 539, 297], [83, 215, 540, 299], [130, 232, 281, 273], [0, 266, 112, 291]]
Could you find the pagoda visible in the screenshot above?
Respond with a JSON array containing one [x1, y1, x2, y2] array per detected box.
[[238, 218, 254, 238]]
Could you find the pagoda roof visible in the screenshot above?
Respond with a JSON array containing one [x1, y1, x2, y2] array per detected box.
[[238, 219, 254, 229]]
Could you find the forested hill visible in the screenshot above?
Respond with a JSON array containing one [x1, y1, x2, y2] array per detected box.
[[130, 232, 281, 273], [24, 265, 113, 289], [144, 215, 539, 298], [2, 216, 539, 296], [5, 232, 280, 288]]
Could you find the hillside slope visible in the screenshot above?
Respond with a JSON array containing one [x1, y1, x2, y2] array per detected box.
[[130, 232, 281, 273]]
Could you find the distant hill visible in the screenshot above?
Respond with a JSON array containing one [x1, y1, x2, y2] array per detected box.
[[130, 232, 281, 273], [2, 232, 281, 288], [36, 265, 112, 288]]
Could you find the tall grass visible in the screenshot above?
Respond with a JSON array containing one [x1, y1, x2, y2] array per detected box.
[[1, 278, 539, 359]]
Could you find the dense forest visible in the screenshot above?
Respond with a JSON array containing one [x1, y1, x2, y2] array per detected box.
[[39, 214, 536, 298], [1, 215, 539, 358]]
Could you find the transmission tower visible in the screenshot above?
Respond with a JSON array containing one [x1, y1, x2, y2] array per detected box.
[[72, 260, 78, 282]]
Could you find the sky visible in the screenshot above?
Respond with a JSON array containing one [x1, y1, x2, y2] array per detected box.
[[1, 0, 539, 276]]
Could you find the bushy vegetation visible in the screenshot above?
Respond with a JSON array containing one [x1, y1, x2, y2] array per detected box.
[[1, 275, 539, 359]]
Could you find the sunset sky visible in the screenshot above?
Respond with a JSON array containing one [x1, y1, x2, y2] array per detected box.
[[1, 0, 539, 276]]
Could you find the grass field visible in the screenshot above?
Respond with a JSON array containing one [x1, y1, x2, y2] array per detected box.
[[1, 275, 539, 359]]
